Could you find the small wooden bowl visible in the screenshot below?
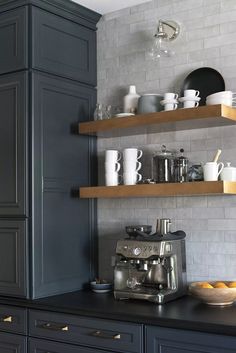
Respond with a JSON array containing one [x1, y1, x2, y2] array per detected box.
[[189, 281, 236, 306]]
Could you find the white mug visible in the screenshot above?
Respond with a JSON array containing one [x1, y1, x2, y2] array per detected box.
[[123, 148, 143, 160], [123, 160, 141, 173], [164, 92, 178, 101], [183, 101, 199, 109], [105, 161, 121, 173], [123, 172, 142, 185], [105, 172, 122, 186], [164, 103, 178, 111], [105, 150, 121, 164], [203, 162, 224, 181], [184, 89, 200, 98]]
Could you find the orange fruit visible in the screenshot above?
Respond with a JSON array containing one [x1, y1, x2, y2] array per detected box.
[[228, 281, 236, 288], [213, 282, 228, 288], [199, 282, 213, 289]]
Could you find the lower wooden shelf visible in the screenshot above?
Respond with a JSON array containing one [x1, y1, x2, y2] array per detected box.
[[79, 181, 236, 198]]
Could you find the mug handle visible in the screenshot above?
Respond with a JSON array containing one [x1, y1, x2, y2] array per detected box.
[[174, 93, 178, 99], [173, 103, 178, 110], [195, 101, 199, 107], [136, 173, 142, 182], [135, 161, 142, 172], [118, 174, 123, 185], [137, 150, 143, 159], [115, 162, 121, 172], [217, 162, 224, 176], [117, 151, 122, 162], [195, 90, 200, 97]]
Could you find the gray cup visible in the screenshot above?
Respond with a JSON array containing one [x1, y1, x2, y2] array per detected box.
[[137, 94, 163, 114]]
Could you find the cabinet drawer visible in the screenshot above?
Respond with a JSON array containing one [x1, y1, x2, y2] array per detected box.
[[29, 310, 143, 353], [0, 305, 27, 335], [0, 331, 27, 353], [29, 337, 115, 353], [31, 7, 96, 85]]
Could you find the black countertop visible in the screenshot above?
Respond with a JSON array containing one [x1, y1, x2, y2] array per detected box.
[[1, 291, 236, 336]]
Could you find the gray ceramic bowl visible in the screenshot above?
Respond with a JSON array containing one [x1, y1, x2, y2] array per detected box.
[[137, 94, 163, 114], [90, 281, 112, 293]]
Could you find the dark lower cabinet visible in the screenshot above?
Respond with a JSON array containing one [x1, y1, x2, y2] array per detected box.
[[0, 331, 26, 353], [146, 326, 236, 353], [29, 338, 111, 353], [0, 220, 28, 298]]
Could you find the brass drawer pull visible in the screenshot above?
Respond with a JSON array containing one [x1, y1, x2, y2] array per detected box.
[[39, 322, 69, 332], [92, 330, 121, 340], [1, 316, 13, 323]]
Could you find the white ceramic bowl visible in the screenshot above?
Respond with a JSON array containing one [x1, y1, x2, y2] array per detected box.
[[206, 97, 233, 106], [207, 91, 234, 99]]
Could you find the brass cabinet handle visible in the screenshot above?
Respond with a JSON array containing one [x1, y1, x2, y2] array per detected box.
[[39, 322, 69, 332], [92, 330, 121, 340], [1, 316, 13, 323]]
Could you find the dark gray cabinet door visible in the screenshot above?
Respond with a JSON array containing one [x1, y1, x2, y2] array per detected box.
[[146, 326, 236, 353], [0, 7, 28, 74], [0, 332, 26, 353], [31, 71, 96, 299], [31, 7, 97, 85], [0, 72, 28, 216], [0, 220, 28, 298]]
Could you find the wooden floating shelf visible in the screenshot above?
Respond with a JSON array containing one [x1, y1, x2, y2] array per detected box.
[[79, 181, 236, 199], [79, 105, 236, 136]]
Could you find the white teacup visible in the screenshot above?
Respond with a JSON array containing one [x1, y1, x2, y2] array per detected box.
[[123, 148, 143, 160], [123, 172, 142, 185], [164, 92, 178, 101], [105, 150, 121, 164], [164, 103, 178, 111], [183, 100, 199, 109], [123, 160, 141, 173], [203, 162, 224, 181], [105, 172, 122, 186], [105, 161, 121, 173], [184, 89, 200, 98]]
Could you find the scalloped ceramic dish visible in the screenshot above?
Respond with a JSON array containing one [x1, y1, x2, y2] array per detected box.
[[189, 281, 236, 306]]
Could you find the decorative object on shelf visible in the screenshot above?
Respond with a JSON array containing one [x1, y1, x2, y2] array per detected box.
[[123, 85, 140, 114], [220, 162, 236, 181], [149, 19, 180, 60], [203, 161, 224, 181], [123, 148, 143, 185], [104, 105, 112, 119], [94, 103, 103, 120], [188, 164, 204, 182], [152, 145, 176, 183], [175, 148, 189, 183], [180, 67, 225, 106], [137, 94, 163, 114]]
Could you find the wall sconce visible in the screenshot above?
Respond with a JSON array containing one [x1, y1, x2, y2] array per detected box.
[[149, 20, 180, 60]]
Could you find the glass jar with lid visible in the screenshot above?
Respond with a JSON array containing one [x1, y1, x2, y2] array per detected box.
[[152, 145, 176, 183]]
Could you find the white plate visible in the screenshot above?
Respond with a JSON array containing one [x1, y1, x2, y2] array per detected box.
[[115, 113, 135, 117], [178, 96, 201, 103], [160, 99, 178, 106], [92, 289, 112, 293]]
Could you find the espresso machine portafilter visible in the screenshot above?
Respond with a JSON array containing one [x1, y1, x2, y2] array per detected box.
[[114, 219, 187, 304]]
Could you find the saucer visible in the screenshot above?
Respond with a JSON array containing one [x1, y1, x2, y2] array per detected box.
[[160, 99, 178, 106], [115, 113, 135, 117], [178, 96, 201, 103]]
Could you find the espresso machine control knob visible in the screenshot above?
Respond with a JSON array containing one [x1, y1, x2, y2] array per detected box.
[[132, 247, 142, 256]]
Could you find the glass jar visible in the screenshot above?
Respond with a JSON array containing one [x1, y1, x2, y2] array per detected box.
[[152, 145, 176, 183]]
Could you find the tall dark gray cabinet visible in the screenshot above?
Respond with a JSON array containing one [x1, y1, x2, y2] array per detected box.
[[0, 0, 100, 299]]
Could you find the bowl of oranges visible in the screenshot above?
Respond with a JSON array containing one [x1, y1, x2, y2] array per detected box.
[[189, 281, 236, 306]]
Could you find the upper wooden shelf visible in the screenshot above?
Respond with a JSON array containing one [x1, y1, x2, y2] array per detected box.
[[79, 181, 236, 199], [79, 105, 236, 137]]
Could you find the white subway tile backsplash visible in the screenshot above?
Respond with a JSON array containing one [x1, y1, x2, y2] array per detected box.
[[97, 0, 236, 282]]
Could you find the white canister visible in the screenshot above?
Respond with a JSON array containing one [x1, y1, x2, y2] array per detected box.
[[123, 85, 140, 114], [220, 162, 236, 181]]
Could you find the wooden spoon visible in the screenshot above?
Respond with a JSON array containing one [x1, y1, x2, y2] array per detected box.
[[213, 149, 222, 163]]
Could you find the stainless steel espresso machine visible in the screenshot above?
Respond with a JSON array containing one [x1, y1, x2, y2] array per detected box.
[[114, 219, 187, 304]]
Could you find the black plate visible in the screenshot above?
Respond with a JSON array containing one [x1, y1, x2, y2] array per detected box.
[[181, 67, 225, 105]]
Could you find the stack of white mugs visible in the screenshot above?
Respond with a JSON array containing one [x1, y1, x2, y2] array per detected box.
[[105, 148, 142, 186]]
